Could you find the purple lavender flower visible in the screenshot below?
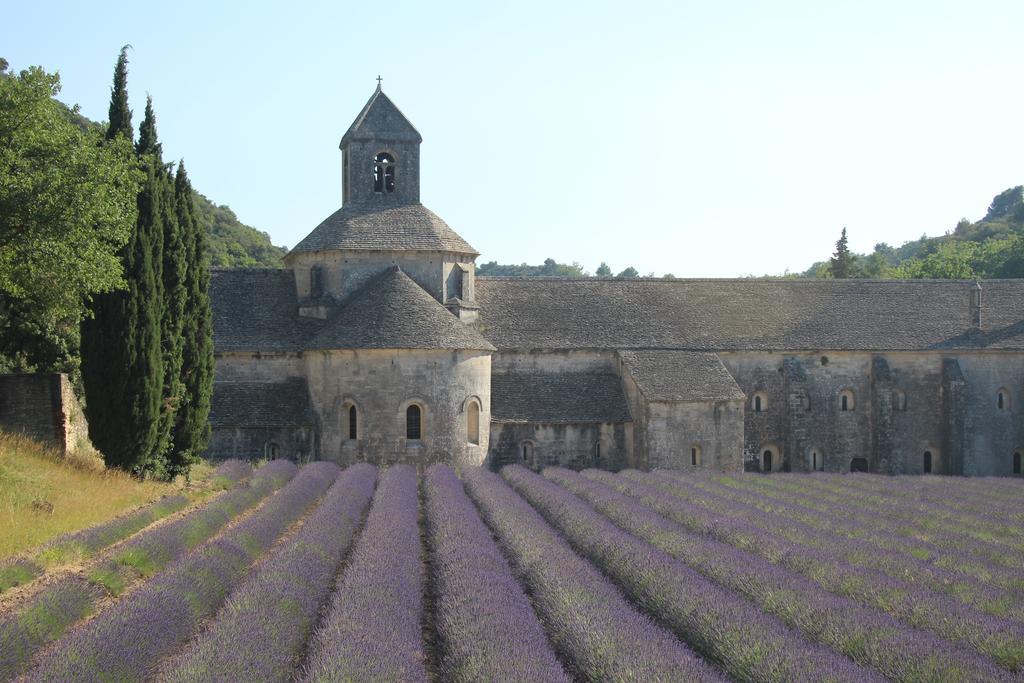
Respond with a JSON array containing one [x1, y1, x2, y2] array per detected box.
[[462, 466, 723, 682], [424, 464, 569, 682], [302, 465, 428, 683], [160, 463, 377, 682], [209, 459, 253, 488], [540, 467, 1010, 681], [24, 461, 339, 682]]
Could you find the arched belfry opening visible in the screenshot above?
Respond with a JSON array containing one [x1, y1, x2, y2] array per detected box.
[[374, 152, 396, 194]]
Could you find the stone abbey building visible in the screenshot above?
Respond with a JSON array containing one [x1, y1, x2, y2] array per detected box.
[[208, 86, 1024, 476]]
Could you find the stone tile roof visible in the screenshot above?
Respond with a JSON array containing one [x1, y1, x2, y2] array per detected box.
[[210, 379, 315, 427], [210, 268, 316, 352], [475, 278, 1024, 351], [340, 87, 422, 146], [619, 350, 745, 402], [309, 266, 495, 351], [491, 371, 632, 423], [288, 201, 478, 255]]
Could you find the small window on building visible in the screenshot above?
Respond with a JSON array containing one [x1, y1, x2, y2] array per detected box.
[[893, 389, 907, 411], [265, 442, 280, 460], [753, 392, 767, 413], [810, 449, 824, 472], [374, 152, 396, 193], [406, 404, 422, 440], [348, 405, 357, 440], [761, 449, 774, 473], [521, 442, 534, 467], [850, 457, 869, 473], [310, 265, 325, 298], [839, 389, 855, 412], [923, 450, 933, 474], [691, 445, 702, 467], [1013, 450, 1021, 475], [467, 400, 480, 446], [594, 441, 601, 460], [997, 389, 1010, 411]]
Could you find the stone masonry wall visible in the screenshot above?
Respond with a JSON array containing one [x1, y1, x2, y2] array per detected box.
[[487, 421, 631, 471], [0, 373, 90, 454]]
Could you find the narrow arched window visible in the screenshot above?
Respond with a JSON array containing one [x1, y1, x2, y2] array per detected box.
[[997, 389, 1009, 411], [691, 445, 701, 467], [521, 442, 534, 465], [406, 404, 422, 440], [923, 450, 932, 474], [810, 449, 824, 472], [1014, 451, 1022, 475], [754, 395, 762, 412], [374, 152, 396, 193], [265, 442, 280, 460], [348, 405, 357, 440], [762, 449, 773, 473], [467, 400, 480, 445], [310, 265, 325, 298], [839, 389, 855, 412], [594, 441, 601, 460]]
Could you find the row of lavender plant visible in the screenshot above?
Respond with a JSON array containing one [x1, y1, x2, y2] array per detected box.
[[650, 470, 1021, 616], [159, 463, 377, 682], [617, 470, 1024, 666], [423, 464, 569, 682], [207, 458, 253, 489], [678, 471, 1024, 597], [301, 465, 428, 682], [0, 459, 296, 680], [24, 461, 339, 682], [501, 465, 884, 683], [462, 466, 724, 682], [554, 468, 1020, 678], [742, 473, 1024, 560]]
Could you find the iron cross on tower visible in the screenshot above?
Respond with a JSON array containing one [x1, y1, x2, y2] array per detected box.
[[376, 75, 383, 88]]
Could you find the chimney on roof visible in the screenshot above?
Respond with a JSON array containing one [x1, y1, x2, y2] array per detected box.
[[970, 281, 982, 330]]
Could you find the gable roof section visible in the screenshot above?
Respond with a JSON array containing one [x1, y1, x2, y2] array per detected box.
[[340, 87, 422, 146], [619, 350, 745, 402], [491, 371, 632, 423], [288, 201, 478, 255], [309, 266, 495, 351], [210, 379, 315, 428], [475, 278, 1024, 351], [210, 268, 315, 352]]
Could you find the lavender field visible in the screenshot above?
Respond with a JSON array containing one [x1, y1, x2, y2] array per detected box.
[[2, 462, 1023, 682]]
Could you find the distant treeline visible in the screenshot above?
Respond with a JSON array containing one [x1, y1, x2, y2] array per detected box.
[[478, 259, 674, 279]]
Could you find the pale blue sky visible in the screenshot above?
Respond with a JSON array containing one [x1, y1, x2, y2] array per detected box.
[[4, 1, 1023, 276]]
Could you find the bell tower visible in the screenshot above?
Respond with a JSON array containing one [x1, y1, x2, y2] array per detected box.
[[340, 80, 422, 205]]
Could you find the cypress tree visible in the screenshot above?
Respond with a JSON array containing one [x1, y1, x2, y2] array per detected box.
[[81, 56, 164, 474], [829, 227, 854, 278], [106, 46, 132, 142], [171, 162, 214, 471]]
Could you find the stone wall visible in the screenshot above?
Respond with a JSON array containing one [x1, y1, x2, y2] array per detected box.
[[0, 373, 91, 454], [207, 426, 314, 462], [487, 421, 631, 471], [288, 250, 475, 306], [306, 348, 491, 469]]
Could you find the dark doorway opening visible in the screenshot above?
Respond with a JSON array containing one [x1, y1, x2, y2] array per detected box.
[[850, 457, 869, 473]]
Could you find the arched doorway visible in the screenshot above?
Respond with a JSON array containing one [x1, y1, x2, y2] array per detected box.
[[762, 450, 773, 473], [923, 450, 933, 474], [850, 457, 869, 473]]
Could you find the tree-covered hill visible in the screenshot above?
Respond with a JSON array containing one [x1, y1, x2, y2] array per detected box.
[[804, 186, 1024, 279]]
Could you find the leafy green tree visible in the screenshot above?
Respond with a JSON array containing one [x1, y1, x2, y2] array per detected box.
[[171, 162, 212, 475], [984, 186, 1023, 221], [828, 227, 855, 278], [106, 46, 132, 142], [615, 266, 639, 279], [0, 65, 138, 380], [596, 262, 612, 276]]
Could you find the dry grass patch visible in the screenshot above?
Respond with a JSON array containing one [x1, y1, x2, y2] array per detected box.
[[0, 433, 177, 560]]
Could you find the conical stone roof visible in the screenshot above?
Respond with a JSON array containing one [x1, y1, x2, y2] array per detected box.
[[309, 266, 495, 351], [288, 201, 478, 255]]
